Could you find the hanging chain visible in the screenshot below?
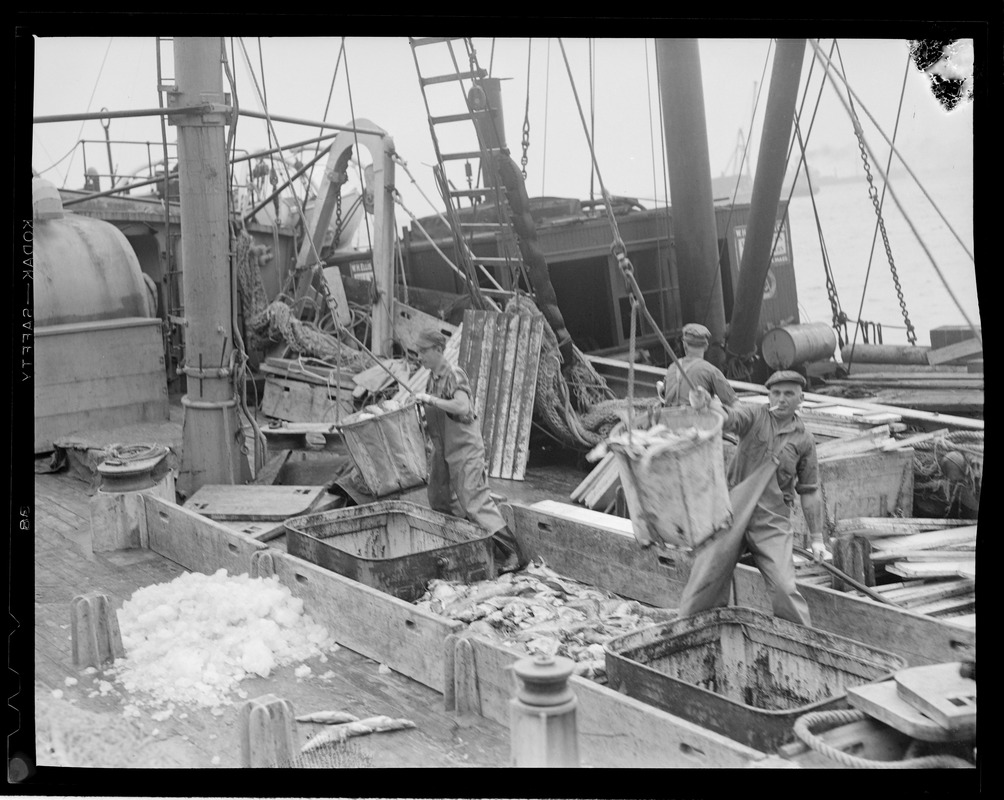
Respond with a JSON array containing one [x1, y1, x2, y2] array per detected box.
[[521, 39, 532, 179], [850, 117, 917, 345], [332, 183, 344, 246]]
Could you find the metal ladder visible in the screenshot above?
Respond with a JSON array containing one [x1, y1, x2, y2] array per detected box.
[[408, 37, 531, 308]]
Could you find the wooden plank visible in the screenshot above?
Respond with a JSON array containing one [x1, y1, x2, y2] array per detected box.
[[847, 681, 963, 742], [479, 314, 510, 471], [506, 503, 690, 608], [466, 636, 765, 767], [143, 495, 269, 576], [790, 449, 914, 538], [184, 485, 327, 521], [907, 595, 975, 616], [886, 561, 976, 580], [469, 312, 494, 423], [584, 353, 984, 430], [252, 449, 292, 486], [502, 315, 541, 480], [261, 376, 353, 423], [895, 663, 976, 733], [926, 337, 982, 366], [815, 426, 893, 459], [261, 358, 358, 390], [882, 428, 951, 451], [871, 526, 978, 552], [871, 549, 976, 563], [272, 551, 463, 693], [489, 313, 521, 478], [510, 316, 544, 481], [835, 517, 976, 538]]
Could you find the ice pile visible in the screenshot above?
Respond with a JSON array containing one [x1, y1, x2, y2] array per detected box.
[[109, 569, 332, 709]]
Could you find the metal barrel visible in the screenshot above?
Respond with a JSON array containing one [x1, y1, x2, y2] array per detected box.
[[761, 322, 837, 369]]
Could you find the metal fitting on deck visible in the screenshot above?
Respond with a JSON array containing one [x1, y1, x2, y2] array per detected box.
[[509, 653, 580, 767]]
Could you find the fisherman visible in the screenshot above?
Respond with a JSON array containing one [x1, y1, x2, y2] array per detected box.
[[683, 370, 829, 626], [413, 328, 526, 574], [658, 323, 738, 408]]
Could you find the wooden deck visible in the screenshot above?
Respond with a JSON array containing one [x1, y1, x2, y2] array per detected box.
[[31, 467, 511, 769]]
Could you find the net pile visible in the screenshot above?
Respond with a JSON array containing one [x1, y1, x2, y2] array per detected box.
[[912, 430, 983, 517], [235, 230, 368, 370]]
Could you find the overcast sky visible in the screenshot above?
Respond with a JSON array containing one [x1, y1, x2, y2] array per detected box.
[[30, 36, 973, 217]]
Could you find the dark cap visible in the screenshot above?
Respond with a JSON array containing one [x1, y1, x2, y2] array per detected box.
[[765, 369, 806, 389], [682, 323, 712, 345], [415, 329, 447, 350]]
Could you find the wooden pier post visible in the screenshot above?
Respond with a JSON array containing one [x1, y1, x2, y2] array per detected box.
[[239, 694, 298, 768]]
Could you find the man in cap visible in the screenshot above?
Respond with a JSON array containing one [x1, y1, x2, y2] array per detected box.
[[413, 328, 526, 574], [684, 369, 828, 626], [658, 323, 738, 408]]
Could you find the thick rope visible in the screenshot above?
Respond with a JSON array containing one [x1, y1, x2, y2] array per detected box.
[[793, 709, 973, 769]]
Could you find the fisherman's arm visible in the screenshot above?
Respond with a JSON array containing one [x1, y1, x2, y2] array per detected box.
[[796, 444, 830, 562], [415, 389, 471, 417], [689, 386, 752, 436]]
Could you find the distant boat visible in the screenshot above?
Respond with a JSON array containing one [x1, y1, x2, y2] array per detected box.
[[711, 167, 819, 202]]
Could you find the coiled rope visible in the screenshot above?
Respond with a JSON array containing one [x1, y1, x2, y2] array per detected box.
[[792, 709, 974, 769]]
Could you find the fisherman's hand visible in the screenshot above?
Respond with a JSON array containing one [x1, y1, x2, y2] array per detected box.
[[811, 540, 831, 562], [689, 387, 711, 410], [414, 392, 433, 405]]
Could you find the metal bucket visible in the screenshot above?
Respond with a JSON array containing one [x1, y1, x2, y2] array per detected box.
[[604, 606, 908, 753], [609, 407, 731, 550], [340, 404, 428, 497]]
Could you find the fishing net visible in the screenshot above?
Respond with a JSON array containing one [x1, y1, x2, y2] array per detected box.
[[235, 230, 368, 371], [912, 430, 982, 518], [507, 296, 648, 450], [271, 738, 375, 769]]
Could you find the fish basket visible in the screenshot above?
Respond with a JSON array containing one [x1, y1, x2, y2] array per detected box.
[[607, 407, 731, 550], [284, 500, 494, 602], [339, 403, 428, 497], [604, 606, 908, 753]]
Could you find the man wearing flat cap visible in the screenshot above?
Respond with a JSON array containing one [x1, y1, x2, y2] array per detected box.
[[685, 369, 828, 627], [659, 323, 738, 409], [413, 328, 526, 574]]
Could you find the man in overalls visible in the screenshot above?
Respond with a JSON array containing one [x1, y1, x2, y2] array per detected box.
[[413, 329, 525, 574], [683, 370, 828, 626], [659, 323, 738, 408]]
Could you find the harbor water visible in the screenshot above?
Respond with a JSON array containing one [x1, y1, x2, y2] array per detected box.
[[786, 166, 978, 348]]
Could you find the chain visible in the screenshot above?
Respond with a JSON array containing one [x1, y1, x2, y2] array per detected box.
[[332, 183, 343, 246], [851, 118, 917, 345], [521, 38, 532, 179]]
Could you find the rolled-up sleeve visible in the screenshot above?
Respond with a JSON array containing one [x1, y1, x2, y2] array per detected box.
[[723, 403, 756, 437], [795, 437, 819, 494]]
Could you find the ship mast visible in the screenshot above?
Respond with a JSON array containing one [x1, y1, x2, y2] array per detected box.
[[173, 37, 250, 495], [655, 39, 728, 364]]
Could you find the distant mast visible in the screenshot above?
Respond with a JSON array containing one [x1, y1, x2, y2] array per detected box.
[[173, 37, 250, 494], [655, 39, 728, 364]]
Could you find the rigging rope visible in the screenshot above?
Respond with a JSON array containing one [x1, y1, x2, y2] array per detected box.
[[846, 46, 911, 371], [810, 39, 981, 345], [61, 37, 115, 189], [835, 40, 917, 346], [306, 38, 346, 195], [521, 38, 532, 179], [541, 38, 551, 196], [558, 38, 698, 404]]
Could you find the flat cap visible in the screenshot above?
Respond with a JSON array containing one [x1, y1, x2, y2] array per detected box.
[[682, 323, 712, 344], [415, 328, 447, 350], [765, 369, 806, 389]]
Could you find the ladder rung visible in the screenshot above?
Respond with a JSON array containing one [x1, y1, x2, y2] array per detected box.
[[430, 111, 488, 125], [420, 69, 487, 87], [441, 149, 501, 161], [410, 37, 464, 48], [459, 222, 505, 228]]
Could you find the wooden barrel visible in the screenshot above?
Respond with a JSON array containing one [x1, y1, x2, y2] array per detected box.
[[839, 342, 931, 365], [761, 322, 837, 369]]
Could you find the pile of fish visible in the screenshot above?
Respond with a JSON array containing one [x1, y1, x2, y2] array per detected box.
[[341, 398, 405, 426], [588, 424, 709, 462], [414, 562, 676, 681]]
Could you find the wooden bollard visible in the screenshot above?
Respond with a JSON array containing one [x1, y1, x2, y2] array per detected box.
[[239, 694, 297, 768], [70, 593, 124, 669], [510, 653, 579, 767], [250, 550, 276, 579]]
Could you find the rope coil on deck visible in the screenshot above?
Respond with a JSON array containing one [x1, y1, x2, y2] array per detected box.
[[792, 709, 974, 769]]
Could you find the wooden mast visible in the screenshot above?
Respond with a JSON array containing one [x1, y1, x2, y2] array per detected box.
[[655, 38, 728, 363], [173, 37, 250, 495], [727, 39, 807, 372]]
